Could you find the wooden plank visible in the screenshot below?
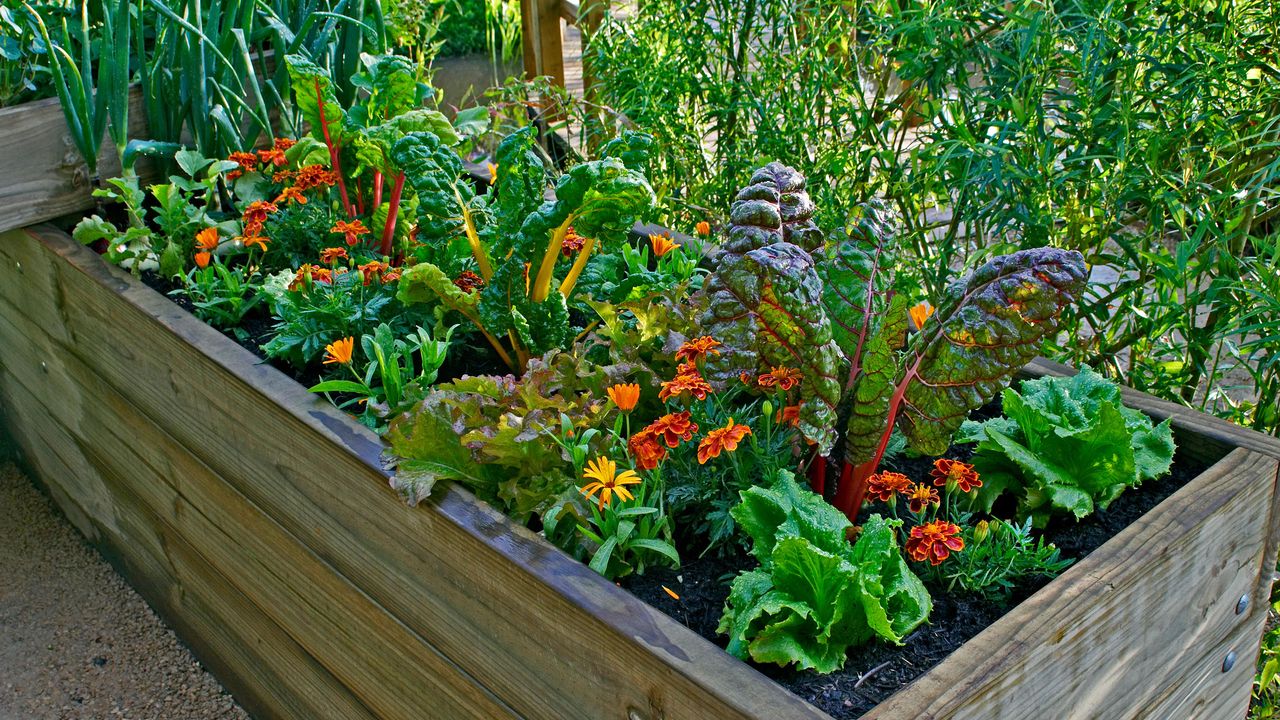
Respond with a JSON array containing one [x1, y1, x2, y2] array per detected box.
[[12, 223, 828, 719], [862, 448, 1279, 719], [0, 294, 521, 719]]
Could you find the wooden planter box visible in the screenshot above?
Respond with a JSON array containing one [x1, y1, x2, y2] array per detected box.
[[1, 223, 1278, 719]]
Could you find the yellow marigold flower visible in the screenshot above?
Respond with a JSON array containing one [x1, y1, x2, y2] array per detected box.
[[909, 301, 935, 330], [194, 226, 220, 251], [697, 418, 752, 464], [675, 336, 722, 364], [580, 456, 641, 510], [695, 220, 711, 237], [649, 232, 679, 258], [323, 336, 355, 366], [607, 383, 641, 412]]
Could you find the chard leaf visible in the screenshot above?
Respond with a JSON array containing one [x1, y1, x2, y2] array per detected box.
[[391, 131, 471, 250], [285, 54, 345, 147], [397, 261, 479, 316]]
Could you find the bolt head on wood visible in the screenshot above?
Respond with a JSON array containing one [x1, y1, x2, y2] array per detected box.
[[1237, 594, 1250, 615], [1223, 651, 1238, 672]]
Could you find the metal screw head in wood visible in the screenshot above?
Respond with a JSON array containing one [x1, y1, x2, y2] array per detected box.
[[1223, 651, 1238, 672], [14, 261, 21, 273], [1237, 594, 1250, 615]]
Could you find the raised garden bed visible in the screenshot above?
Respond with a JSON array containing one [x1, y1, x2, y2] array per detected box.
[[2, 223, 1279, 718]]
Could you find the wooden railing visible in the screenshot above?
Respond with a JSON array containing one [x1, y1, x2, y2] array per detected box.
[[519, 0, 607, 97]]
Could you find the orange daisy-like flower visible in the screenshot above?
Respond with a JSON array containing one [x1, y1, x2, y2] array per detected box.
[[909, 301, 935, 330], [906, 483, 940, 514], [194, 227, 220, 251], [319, 247, 348, 265], [905, 520, 965, 566], [241, 234, 269, 252], [628, 427, 668, 471], [332, 219, 371, 247], [607, 383, 641, 412], [649, 232, 679, 258], [775, 404, 800, 428], [275, 186, 308, 205], [323, 336, 355, 366], [931, 458, 982, 493], [866, 471, 912, 502], [757, 366, 803, 391], [226, 151, 258, 180], [454, 270, 484, 294], [674, 336, 722, 364], [697, 418, 753, 464], [580, 456, 642, 510], [739, 371, 754, 386], [273, 169, 296, 184], [645, 411, 698, 448], [241, 200, 278, 238], [358, 260, 390, 285], [695, 220, 711, 237], [194, 251, 211, 269], [561, 226, 586, 256]]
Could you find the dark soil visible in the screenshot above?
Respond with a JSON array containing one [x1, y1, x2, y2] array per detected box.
[[624, 426, 1211, 718]]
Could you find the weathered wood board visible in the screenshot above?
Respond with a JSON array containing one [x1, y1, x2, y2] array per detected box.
[[0, 223, 1277, 720]]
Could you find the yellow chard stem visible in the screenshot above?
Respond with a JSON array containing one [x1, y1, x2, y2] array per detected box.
[[454, 186, 493, 281], [531, 216, 574, 303], [558, 236, 597, 299]]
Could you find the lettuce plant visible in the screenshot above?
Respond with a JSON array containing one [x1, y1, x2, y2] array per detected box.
[[698, 162, 1088, 519], [395, 126, 656, 371], [960, 368, 1176, 526], [718, 471, 931, 673]]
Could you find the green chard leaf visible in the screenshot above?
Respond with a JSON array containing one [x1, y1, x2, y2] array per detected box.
[[285, 54, 345, 147], [391, 131, 472, 251]]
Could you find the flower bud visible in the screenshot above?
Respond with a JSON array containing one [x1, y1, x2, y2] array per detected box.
[[762, 400, 774, 421], [973, 520, 990, 544]]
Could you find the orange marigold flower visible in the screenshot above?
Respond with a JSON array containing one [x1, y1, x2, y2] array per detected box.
[[295, 164, 337, 191], [646, 411, 698, 448], [358, 260, 389, 285], [659, 369, 713, 402], [906, 483, 940, 514], [319, 247, 348, 265], [323, 336, 355, 366], [561, 226, 587, 256], [628, 427, 668, 470], [931, 458, 982, 493], [675, 336, 722, 364], [775, 404, 800, 427], [757, 366, 803, 391], [905, 520, 965, 565], [194, 251, 211, 269], [909, 301, 935, 330], [454, 270, 484, 294], [332, 219, 371, 247], [289, 264, 332, 291], [226, 151, 258, 180], [580, 456, 642, 510], [382, 268, 402, 283], [695, 220, 711, 237], [194, 226, 220, 251], [257, 146, 287, 167], [649, 232, 678, 257], [607, 383, 641, 412], [273, 169, 296, 184], [272, 137, 295, 153], [241, 235, 269, 252], [866, 471, 912, 502], [242, 200, 278, 228], [740, 371, 754, 385], [275, 186, 307, 205], [697, 418, 753, 464]]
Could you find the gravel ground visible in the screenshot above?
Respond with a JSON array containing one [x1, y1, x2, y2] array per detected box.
[[0, 462, 249, 720]]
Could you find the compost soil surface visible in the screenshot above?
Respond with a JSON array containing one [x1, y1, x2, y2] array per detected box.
[[624, 442, 1210, 718], [0, 463, 248, 720]]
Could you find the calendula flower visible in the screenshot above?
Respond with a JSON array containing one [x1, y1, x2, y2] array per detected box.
[[658, 368, 713, 402], [487, 162, 498, 184], [931, 458, 982, 493], [695, 220, 711, 236], [866, 471, 912, 502], [674, 336, 722, 364], [323, 336, 355, 366], [909, 301, 935, 330], [628, 427, 668, 470], [646, 411, 698, 448], [775, 404, 800, 427], [241, 234, 269, 252], [319, 247, 348, 265], [226, 151, 258, 180], [194, 251, 211, 269], [697, 418, 753, 464], [332, 219, 371, 247], [194, 227, 220, 251], [906, 483, 940, 513], [757, 366, 803, 391], [905, 520, 965, 565], [607, 383, 641, 412], [358, 260, 390, 285], [649, 232, 679, 257], [580, 456, 642, 510], [275, 186, 307, 205], [454, 270, 484, 294], [561, 226, 586, 256]]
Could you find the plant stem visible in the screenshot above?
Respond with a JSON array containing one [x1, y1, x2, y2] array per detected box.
[[380, 172, 406, 256], [558, 236, 596, 298], [531, 217, 574, 302], [315, 77, 353, 218]]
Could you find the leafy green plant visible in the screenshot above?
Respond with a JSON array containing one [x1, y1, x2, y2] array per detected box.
[[570, 473, 679, 580], [173, 261, 263, 338], [1, 2, 55, 107], [919, 517, 1072, 603], [697, 162, 1088, 519], [960, 368, 1176, 525], [718, 471, 931, 673]]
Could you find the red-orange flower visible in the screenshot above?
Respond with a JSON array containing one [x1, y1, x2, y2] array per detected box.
[[272, 137, 295, 153], [757, 366, 803, 391], [241, 234, 269, 252], [382, 268, 402, 283], [659, 371, 713, 402], [273, 169, 296, 184], [695, 220, 711, 237], [194, 227, 220, 251], [294, 164, 337, 190], [775, 404, 800, 427], [645, 411, 698, 448], [323, 336, 355, 365], [649, 232, 678, 257], [332, 219, 370, 247], [628, 427, 668, 471], [454, 270, 484, 293], [241, 200, 278, 238], [674, 336, 722, 364], [227, 151, 258, 180], [319, 247, 348, 265], [905, 520, 965, 565], [257, 146, 287, 167], [560, 226, 586, 256], [931, 458, 982, 493], [289, 263, 332, 291], [358, 260, 389, 285], [607, 383, 641, 412], [697, 418, 752, 464], [194, 251, 211, 269], [866, 471, 912, 502], [906, 483, 940, 513], [275, 186, 307, 205]]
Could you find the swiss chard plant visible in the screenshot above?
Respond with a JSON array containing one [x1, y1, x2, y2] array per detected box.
[[959, 368, 1176, 526], [718, 470, 931, 673], [698, 162, 1088, 520], [395, 126, 656, 371]]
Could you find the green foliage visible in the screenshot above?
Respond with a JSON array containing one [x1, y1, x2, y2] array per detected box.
[[1, 2, 56, 107], [172, 262, 262, 338], [961, 369, 1176, 525], [562, 479, 680, 581], [919, 518, 1072, 603], [717, 472, 931, 674], [1252, 577, 1280, 719]]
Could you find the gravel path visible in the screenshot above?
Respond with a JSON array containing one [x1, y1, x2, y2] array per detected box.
[[0, 462, 249, 720]]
